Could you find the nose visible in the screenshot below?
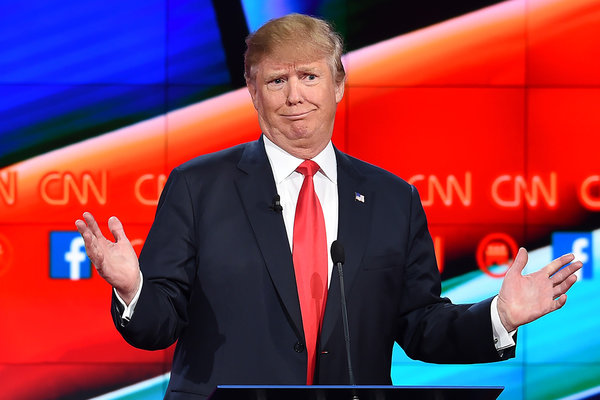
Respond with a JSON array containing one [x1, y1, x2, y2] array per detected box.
[[286, 78, 303, 105]]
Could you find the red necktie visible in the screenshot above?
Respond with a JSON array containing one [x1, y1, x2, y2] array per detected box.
[[293, 160, 328, 385]]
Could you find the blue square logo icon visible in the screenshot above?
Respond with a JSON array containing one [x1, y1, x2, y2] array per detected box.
[[552, 232, 593, 280], [50, 231, 91, 280]]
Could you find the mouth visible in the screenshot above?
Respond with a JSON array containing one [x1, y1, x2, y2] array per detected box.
[[281, 110, 315, 120]]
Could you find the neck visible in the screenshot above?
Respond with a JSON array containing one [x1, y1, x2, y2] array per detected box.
[[263, 135, 330, 160]]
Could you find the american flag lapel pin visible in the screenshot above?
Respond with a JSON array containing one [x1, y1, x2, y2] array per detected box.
[[355, 192, 365, 203]]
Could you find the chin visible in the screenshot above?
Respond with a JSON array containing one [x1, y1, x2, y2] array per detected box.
[[288, 122, 316, 137]]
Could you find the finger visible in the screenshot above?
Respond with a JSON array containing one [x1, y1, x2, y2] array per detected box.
[[75, 223, 96, 250], [83, 212, 107, 240], [553, 294, 568, 311], [508, 247, 528, 275], [75, 219, 89, 235], [551, 260, 582, 283], [544, 253, 576, 277], [108, 216, 129, 243], [81, 230, 104, 268], [553, 274, 577, 299]]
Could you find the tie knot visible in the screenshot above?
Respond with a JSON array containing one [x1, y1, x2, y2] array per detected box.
[[296, 160, 320, 177]]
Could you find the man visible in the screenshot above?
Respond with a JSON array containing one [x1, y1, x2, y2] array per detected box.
[[76, 14, 580, 399]]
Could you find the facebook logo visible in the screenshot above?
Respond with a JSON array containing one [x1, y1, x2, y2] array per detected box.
[[50, 231, 91, 280], [552, 232, 593, 280]]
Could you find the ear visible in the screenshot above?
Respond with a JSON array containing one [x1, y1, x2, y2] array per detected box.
[[334, 78, 345, 104], [246, 79, 259, 110]]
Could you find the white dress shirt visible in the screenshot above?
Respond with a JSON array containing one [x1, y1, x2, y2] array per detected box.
[[263, 135, 338, 286]]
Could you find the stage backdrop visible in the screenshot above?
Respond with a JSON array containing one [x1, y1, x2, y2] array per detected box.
[[1, 0, 599, 399]]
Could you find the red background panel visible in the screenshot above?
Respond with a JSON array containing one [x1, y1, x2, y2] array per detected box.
[[0, 117, 167, 225], [346, 86, 526, 225], [526, 88, 600, 226], [0, 224, 163, 363], [0, 222, 173, 398], [429, 223, 526, 279], [527, 0, 600, 85]]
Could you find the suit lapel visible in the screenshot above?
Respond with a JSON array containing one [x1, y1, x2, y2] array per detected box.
[[234, 138, 304, 340], [234, 140, 372, 347], [320, 149, 372, 347]]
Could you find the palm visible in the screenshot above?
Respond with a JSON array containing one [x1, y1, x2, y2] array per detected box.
[[75, 212, 140, 302], [497, 248, 581, 332], [94, 231, 137, 276]]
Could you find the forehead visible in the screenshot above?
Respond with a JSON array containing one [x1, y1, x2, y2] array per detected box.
[[258, 57, 328, 74], [255, 43, 331, 74]]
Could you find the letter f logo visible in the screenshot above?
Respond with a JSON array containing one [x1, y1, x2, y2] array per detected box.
[[50, 232, 92, 279], [65, 237, 87, 280]]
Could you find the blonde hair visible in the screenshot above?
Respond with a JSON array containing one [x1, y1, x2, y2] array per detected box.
[[244, 14, 345, 84]]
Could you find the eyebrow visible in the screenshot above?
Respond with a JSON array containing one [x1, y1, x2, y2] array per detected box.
[[263, 64, 324, 81], [264, 71, 287, 81], [296, 65, 322, 75]]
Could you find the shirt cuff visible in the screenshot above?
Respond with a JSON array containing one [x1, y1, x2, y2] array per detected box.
[[114, 270, 143, 321], [491, 296, 516, 351]]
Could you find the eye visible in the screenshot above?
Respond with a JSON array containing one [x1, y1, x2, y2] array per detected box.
[[267, 77, 286, 89], [266, 77, 286, 90], [303, 74, 319, 84]]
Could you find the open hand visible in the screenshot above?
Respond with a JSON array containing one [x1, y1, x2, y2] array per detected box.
[[497, 248, 581, 332], [75, 212, 140, 304]]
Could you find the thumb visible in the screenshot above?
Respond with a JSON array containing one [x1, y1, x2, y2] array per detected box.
[[108, 216, 128, 243], [508, 247, 528, 275]]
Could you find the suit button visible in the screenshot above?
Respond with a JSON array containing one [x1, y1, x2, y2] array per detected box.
[[294, 342, 305, 353]]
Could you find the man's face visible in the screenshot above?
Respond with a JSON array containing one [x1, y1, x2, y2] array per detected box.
[[247, 53, 344, 159]]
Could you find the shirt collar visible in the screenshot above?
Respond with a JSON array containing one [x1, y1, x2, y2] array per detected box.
[[263, 134, 337, 184]]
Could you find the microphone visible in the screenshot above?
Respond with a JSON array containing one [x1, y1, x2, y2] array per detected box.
[[331, 240, 357, 392], [269, 194, 283, 212], [331, 240, 345, 266]]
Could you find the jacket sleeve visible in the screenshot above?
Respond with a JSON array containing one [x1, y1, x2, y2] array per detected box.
[[394, 185, 513, 363], [111, 167, 198, 350]]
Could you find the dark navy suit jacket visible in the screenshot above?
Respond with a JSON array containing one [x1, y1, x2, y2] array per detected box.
[[112, 137, 513, 399]]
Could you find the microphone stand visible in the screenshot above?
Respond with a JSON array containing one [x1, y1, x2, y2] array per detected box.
[[332, 240, 359, 400]]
